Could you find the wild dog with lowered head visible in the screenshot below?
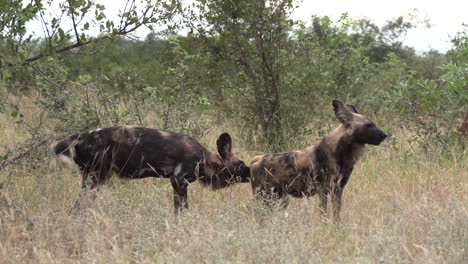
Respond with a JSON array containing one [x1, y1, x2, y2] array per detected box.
[[250, 100, 387, 220], [54, 126, 250, 213]]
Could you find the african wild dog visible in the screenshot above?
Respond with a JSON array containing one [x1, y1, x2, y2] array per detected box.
[[250, 100, 387, 220], [54, 126, 250, 213]]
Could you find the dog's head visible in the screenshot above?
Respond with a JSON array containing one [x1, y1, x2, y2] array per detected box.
[[332, 100, 387, 146]]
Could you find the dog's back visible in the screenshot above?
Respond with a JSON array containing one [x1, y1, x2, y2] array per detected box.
[[56, 126, 205, 180]]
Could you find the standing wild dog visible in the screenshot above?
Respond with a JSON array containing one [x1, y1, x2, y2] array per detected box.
[[250, 100, 387, 220], [54, 126, 250, 213]]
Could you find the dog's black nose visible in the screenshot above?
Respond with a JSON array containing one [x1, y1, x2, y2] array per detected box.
[[379, 132, 388, 143]]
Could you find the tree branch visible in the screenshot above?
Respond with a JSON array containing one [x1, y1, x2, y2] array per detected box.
[[68, 0, 81, 44], [38, 9, 53, 51], [24, 24, 141, 63], [0, 138, 50, 172], [30, 64, 63, 89], [118, 0, 133, 31], [25, 4, 156, 63]]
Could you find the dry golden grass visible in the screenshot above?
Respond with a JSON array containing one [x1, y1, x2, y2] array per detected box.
[[0, 96, 466, 263]]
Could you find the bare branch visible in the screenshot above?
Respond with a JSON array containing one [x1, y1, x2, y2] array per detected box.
[[30, 64, 63, 89], [0, 138, 50, 172], [120, 0, 136, 31], [25, 33, 107, 62], [28, 108, 48, 144], [119, 0, 132, 31], [38, 9, 52, 51]]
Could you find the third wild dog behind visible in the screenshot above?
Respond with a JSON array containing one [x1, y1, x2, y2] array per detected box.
[[250, 100, 387, 220]]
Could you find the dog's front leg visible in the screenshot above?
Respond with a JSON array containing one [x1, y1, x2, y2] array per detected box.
[[318, 186, 328, 216], [170, 177, 189, 214], [331, 187, 343, 222]]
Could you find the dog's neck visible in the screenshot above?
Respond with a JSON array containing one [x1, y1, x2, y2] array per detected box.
[[322, 124, 365, 170], [202, 149, 225, 176]]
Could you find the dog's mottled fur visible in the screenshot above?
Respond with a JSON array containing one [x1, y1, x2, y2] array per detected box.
[[54, 126, 250, 213], [250, 100, 387, 220]]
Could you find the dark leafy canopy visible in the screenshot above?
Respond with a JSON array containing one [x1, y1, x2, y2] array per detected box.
[[0, 0, 466, 152]]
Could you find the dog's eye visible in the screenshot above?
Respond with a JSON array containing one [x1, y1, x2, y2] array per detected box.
[[366, 123, 374, 128]]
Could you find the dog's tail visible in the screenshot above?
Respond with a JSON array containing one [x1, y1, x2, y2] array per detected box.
[[54, 133, 81, 170]]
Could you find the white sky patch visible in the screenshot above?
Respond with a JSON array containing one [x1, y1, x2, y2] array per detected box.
[[292, 0, 467, 52]]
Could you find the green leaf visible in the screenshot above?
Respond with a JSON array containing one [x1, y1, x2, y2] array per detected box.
[[58, 28, 65, 40], [96, 12, 106, 21], [96, 4, 105, 11], [106, 21, 113, 30]]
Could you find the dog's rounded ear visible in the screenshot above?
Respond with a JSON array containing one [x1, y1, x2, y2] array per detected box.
[[217, 133, 232, 159], [332, 100, 354, 124], [346, 104, 359, 114]]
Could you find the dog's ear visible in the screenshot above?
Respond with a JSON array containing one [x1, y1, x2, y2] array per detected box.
[[332, 100, 354, 124], [217, 133, 232, 160], [346, 104, 359, 114]]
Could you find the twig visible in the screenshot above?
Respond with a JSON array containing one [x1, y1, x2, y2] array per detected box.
[[68, 0, 81, 44], [119, 0, 132, 31], [0, 138, 50, 172], [30, 64, 63, 90], [28, 107, 48, 144], [38, 8, 53, 51]]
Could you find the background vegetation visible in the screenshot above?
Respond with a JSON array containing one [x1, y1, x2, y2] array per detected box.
[[0, 0, 466, 263]]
